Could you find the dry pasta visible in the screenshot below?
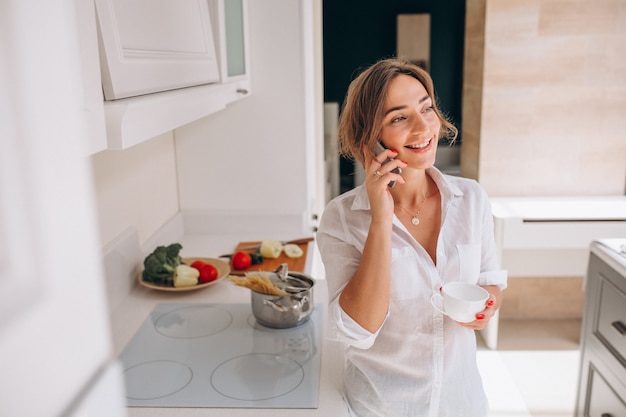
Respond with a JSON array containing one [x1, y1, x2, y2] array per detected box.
[[228, 272, 287, 296]]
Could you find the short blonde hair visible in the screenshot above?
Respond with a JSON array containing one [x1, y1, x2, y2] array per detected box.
[[338, 58, 457, 166]]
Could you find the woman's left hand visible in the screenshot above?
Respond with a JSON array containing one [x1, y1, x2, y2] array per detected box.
[[458, 285, 502, 330]]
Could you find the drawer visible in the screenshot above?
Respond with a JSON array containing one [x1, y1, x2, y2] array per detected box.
[[588, 367, 626, 417], [597, 277, 626, 366]]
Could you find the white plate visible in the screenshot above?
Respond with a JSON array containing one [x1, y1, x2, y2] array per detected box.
[[138, 258, 230, 292]]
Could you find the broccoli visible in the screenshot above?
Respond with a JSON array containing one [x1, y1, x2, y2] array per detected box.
[[142, 243, 183, 286]]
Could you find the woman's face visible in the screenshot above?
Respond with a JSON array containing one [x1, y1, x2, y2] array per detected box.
[[379, 74, 441, 170]]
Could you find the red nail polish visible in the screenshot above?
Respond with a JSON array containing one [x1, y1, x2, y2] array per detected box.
[[487, 300, 494, 307], [401, 160, 408, 164], [390, 149, 398, 154], [439, 286, 442, 293], [476, 314, 485, 320]]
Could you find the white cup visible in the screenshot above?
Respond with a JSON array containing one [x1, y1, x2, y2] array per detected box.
[[431, 282, 489, 323]]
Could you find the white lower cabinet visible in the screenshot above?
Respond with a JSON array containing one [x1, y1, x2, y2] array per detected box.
[[576, 244, 626, 416], [587, 366, 626, 417]]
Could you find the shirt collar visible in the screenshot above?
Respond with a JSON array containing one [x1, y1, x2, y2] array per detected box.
[[428, 166, 464, 200], [350, 166, 464, 212]]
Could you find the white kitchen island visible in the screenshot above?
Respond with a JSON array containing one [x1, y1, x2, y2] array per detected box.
[[107, 230, 349, 417]]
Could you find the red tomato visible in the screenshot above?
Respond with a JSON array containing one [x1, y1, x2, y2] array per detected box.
[[231, 251, 252, 270], [198, 263, 218, 283], [191, 260, 206, 270]]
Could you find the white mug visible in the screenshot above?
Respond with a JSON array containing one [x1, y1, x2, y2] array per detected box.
[[431, 282, 489, 323]]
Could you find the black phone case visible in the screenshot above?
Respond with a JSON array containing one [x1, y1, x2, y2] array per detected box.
[[375, 142, 402, 188]]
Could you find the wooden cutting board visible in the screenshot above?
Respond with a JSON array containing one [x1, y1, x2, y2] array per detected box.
[[229, 239, 312, 274]]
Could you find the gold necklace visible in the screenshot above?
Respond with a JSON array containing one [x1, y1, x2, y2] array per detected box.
[[396, 187, 436, 226], [397, 195, 428, 226]]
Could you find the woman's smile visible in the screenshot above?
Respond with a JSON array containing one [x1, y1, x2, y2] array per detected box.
[[405, 137, 433, 151]]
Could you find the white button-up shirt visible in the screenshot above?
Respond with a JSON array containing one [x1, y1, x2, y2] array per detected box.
[[317, 167, 507, 417]]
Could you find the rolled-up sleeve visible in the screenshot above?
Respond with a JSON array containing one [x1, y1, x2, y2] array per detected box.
[[328, 298, 386, 349], [317, 196, 387, 349]]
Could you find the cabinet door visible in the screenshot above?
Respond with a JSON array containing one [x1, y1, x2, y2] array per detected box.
[[588, 367, 626, 417], [223, 0, 248, 78], [209, 0, 250, 82], [96, 0, 220, 100], [76, 0, 107, 154]]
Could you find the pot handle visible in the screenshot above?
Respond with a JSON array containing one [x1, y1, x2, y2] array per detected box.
[[263, 299, 289, 312]]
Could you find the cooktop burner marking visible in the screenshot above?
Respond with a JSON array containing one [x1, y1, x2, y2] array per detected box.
[[210, 353, 304, 401], [124, 360, 193, 400], [155, 305, 232, 338], [120, 303, 322, 408]]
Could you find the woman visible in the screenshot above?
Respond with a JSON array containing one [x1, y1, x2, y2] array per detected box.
[[316, 58, 507, 416]]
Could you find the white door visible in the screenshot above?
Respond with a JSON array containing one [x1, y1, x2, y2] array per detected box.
[[96, 0, 220, 100], [0, 2, 125, 416]]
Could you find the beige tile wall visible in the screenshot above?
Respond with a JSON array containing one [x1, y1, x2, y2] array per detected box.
[[462, 0, 625, 320], [461, 0, 486, 180], [462, 0, 626, 196]]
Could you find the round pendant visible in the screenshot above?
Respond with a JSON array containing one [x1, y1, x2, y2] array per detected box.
[[411, 216, 420, 226]]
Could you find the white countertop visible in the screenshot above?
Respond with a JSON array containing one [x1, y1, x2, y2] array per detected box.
[[591, 238, 626, 276], [490, 196, 626, 220], [107, 232, 349, 417]]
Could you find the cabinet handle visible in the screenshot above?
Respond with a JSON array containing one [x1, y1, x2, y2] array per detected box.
[[236, 88, 248, 95], [601, 414, 613, 417], [611, 321, 626, 335]]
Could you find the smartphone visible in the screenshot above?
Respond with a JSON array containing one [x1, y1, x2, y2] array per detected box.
[[375, 142, 402, 188]]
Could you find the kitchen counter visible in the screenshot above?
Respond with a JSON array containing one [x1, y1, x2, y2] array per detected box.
[[107, 231, 350, 417]]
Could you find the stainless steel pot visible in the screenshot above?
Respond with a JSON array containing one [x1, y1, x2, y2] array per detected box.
[[250, 264, 314, 329]]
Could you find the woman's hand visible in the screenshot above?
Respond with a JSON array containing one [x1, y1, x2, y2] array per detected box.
[[363, 146, 406, 223], [458, 285, 502, 330]]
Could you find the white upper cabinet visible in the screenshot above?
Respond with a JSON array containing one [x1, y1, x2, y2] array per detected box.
[[223, 0, 247, 78], [90, 0, 252, 151], [209, 0, 250, 82], [96, 0, 220, 100]]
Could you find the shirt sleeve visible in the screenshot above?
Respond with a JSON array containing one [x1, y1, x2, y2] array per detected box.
[[317, 197, 387, 349]]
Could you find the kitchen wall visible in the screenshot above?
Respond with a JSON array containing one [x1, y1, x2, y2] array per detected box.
[[90, 132, 179, 246], [173, 0, 324, 238], [462, 0, 626, 196], [175, 0, 315, 221]]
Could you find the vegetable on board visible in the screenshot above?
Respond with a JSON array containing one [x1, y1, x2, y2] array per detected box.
[[232, 251, 253, 270], [259, 239, 283, 258]]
